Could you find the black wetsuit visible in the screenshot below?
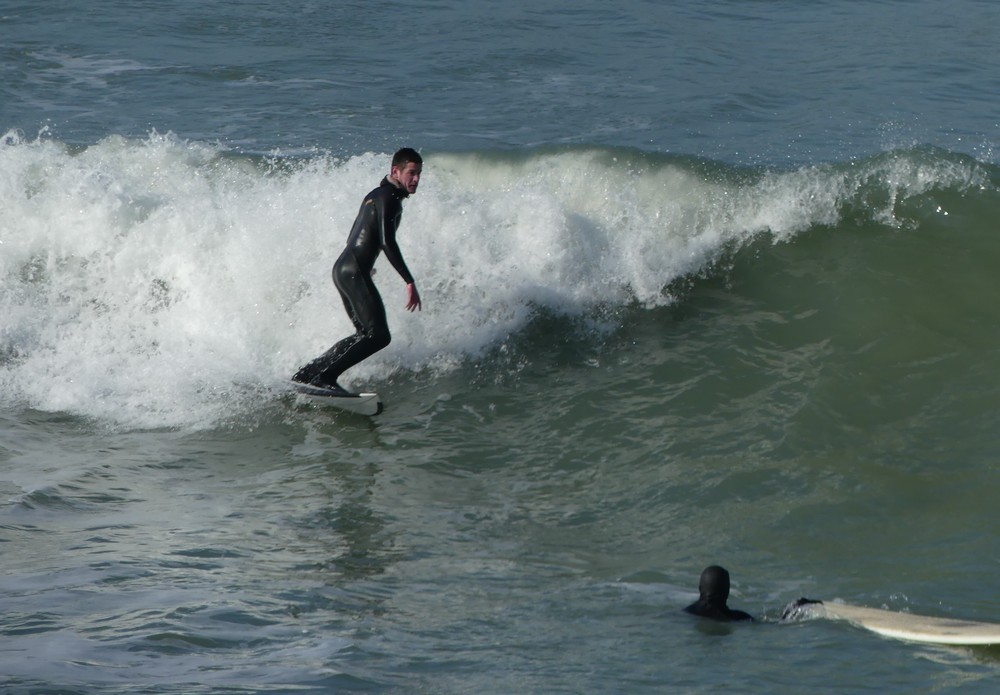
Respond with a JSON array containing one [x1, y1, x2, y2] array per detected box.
[[684, 566, 754, 622], [293, 177, 415, 389]]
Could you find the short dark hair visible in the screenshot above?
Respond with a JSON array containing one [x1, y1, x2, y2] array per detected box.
[[392, 147, 423, 168]]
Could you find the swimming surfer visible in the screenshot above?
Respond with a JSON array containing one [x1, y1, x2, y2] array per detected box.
[[292, 148, 423, 394], [684, 565, 754, 622]]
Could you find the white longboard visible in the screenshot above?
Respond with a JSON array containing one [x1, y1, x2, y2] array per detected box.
[[803, 601, 1000, 646], [292, 382, 383, 416]]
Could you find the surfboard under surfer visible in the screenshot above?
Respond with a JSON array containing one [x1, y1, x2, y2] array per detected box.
[[292, 148, 423, 394]]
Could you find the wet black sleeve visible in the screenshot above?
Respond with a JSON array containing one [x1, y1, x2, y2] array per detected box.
[[376, 194, 415, 285]]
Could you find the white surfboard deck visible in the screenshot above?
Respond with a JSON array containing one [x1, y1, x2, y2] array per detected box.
[[292, 382, 383, 416], [806, 601, 1000, 646]]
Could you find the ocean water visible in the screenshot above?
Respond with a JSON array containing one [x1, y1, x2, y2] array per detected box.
[[2, 1, 1000, 693]]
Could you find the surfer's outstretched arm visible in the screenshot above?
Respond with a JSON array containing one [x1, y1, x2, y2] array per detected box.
[[780, 597, 823, 621]]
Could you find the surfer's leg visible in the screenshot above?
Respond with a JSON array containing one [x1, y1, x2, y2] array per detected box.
[[296, 262, 390, 389], [312, 274, 389, 387], [291, 292, 364, 385]]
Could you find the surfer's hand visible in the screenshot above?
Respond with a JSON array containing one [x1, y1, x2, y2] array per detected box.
[[406, 283, 422, 312], [781, 597, 822, 622]]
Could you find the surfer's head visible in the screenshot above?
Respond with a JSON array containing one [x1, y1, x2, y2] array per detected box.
[[392, 147, 422, 169], [685, 565, 754, 621], [390, 147, 423, 195], [697, 565, 731, 604]]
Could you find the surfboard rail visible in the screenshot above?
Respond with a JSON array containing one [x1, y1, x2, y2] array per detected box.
[[802, 600, 1000, 646]]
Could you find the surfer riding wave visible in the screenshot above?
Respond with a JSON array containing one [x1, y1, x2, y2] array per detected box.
[[293, 148, 423, 394]]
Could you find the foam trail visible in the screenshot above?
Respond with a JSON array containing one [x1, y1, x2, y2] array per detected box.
[[0, 133, 991, 428]]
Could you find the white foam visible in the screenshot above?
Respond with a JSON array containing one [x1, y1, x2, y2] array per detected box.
[[0, 134, 986, 428]]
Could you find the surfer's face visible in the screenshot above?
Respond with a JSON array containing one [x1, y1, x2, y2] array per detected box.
[[392, 161, 422, 195]]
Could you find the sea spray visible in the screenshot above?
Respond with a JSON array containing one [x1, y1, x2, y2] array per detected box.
[[1, 133, 993, 429]]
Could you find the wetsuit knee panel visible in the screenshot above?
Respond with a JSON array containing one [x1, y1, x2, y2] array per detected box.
[[365, 326, 391, 350]]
